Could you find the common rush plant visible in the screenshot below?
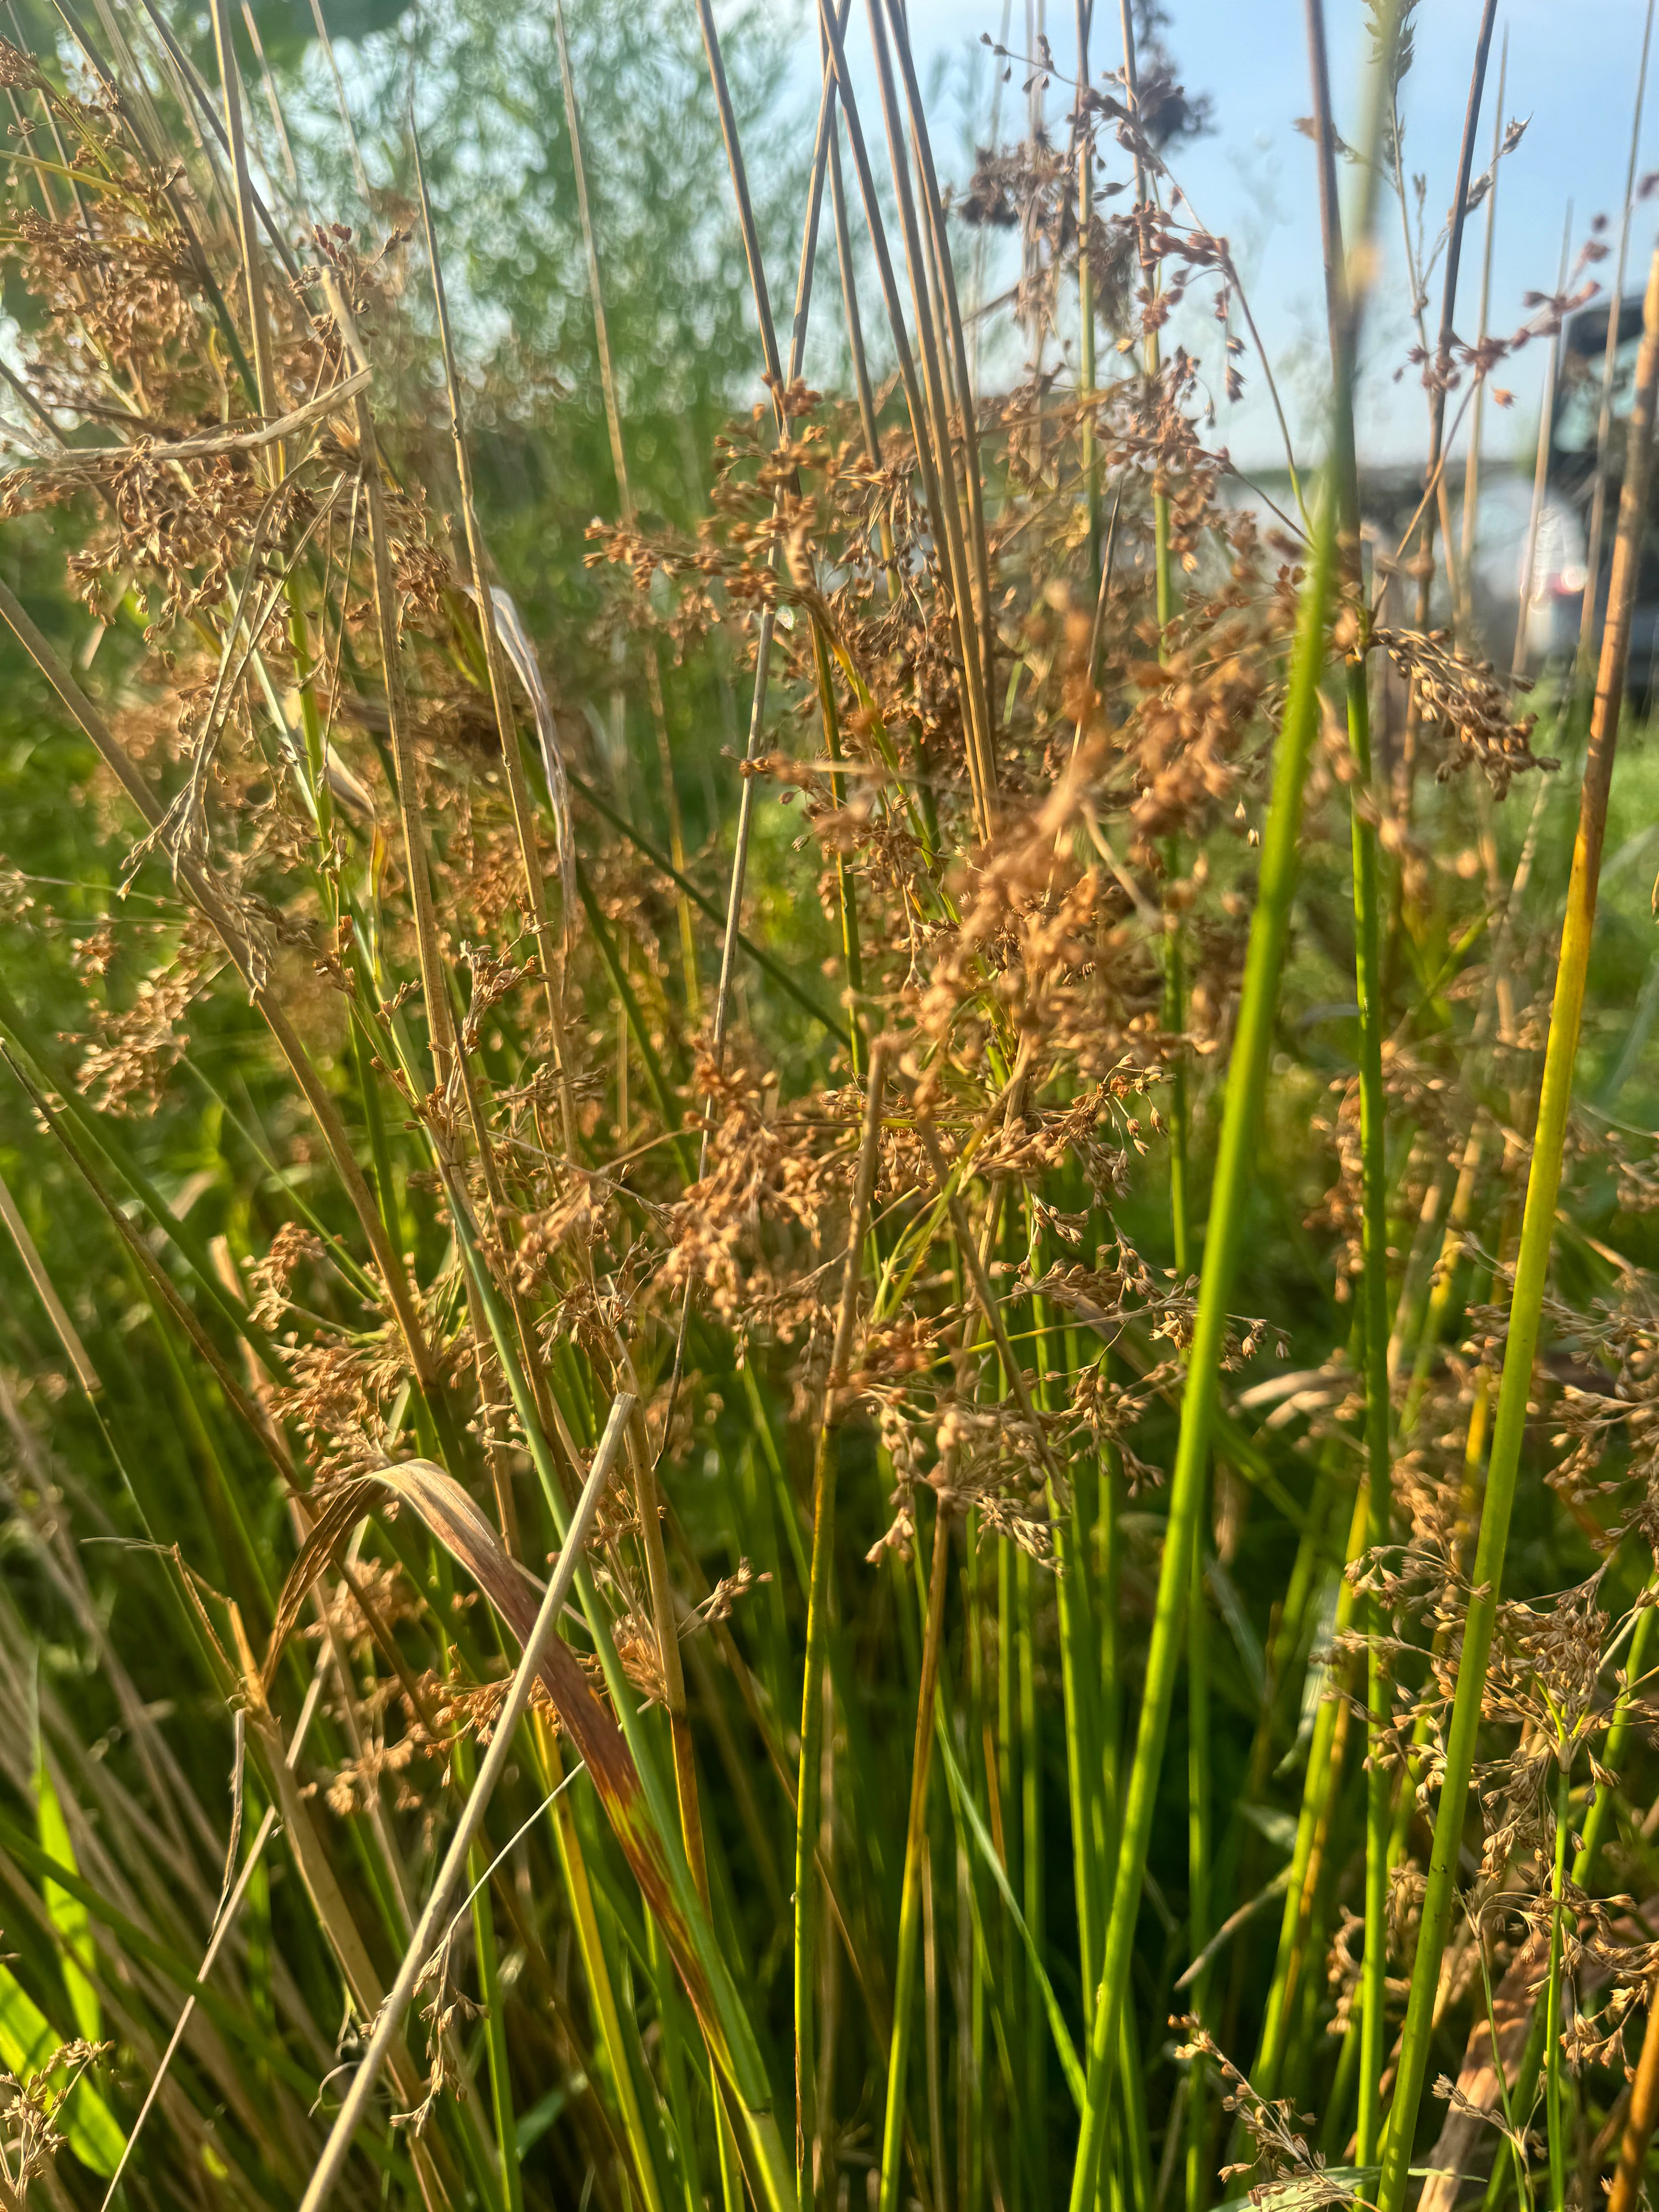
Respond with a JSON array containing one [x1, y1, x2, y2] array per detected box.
[[1, 3, 1659, 2211]]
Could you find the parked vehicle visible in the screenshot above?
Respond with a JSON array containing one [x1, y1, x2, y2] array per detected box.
[[1461, 294, 1659, 682], [1458, 467, 1588, 671]]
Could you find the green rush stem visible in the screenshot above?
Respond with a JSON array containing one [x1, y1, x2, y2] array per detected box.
[[1077, 0, 1099, 580], [795, 1049, 888, 2209], [1018, 1542, 1046, 2211], [288, 594, 333, 848], [1350, 546, 1393, 2187], [589, 1871, 680, 2210], [995, 1522, 1024, 2209], [179, 1051, 379, 1309], [349, 1005, 404, 1265], [810, 619, 866, 1076], [533, 1717, 672, 2212], [1253, 1482, 1365, 2100], [1305, 0, 1399, 2161], [1476, 1937, 1535, 2212], [1546, 1756, 1572, 2212], [1322, 2004, 1364, 2161], [566, 766, 850, 1050], [878, 1501, 952, 2212], [1154, 486, 1174, 634], [1578, 1598, 1659, 1883], [468, 1838, 524, 2212], [1098, 1354, 1135, 2207], [573, 864, 695, 1179], [1120, 0, 1173, 651], [1046, 1334, 1103, 2025], [1067, 464, 1340, 2212], [1322, 319, 1392, 2163], [965, 1517, 988, 2212], [1376, 234, 1659, 2212], [647, 1910, 708, 2212], [1163, 847, 1193, 1284], [1119, 2004, 1156, 2212], [1097, 1344, 1124, 1873], [1186, 1524, 1213, 2212], [1164, 827, 1207, 2207], [857, 0, 996, 835]]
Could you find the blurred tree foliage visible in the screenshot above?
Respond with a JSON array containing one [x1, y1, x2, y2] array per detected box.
[[289, 0, 800, 735]]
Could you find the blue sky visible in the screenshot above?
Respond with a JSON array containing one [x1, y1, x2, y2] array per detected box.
[[797, 0, 1659, 471]]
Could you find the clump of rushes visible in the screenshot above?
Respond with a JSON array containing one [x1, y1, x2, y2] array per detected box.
[[3, 5, 1659, 2212]]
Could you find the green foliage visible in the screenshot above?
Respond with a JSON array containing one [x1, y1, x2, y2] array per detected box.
[[4, 5, 1659, 2212]]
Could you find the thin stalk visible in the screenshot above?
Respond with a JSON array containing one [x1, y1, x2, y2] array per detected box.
[[207, 0, 277, 433], [811, 0, 992, 836], [812, 0, 954, 625], [1127, 80, 1197, 2066], [1119, 2, 1175, 647], [1027, 1234, 1102, 2073], [410, 124, 576, 1158], [1069, 462, 1340, 2212], [996, 1522, 1021, 2202], [881, 0, 996, 730], [468, 1836, 525, 2212], [1018, 1544, 1045, 2211], [862, 0, 996, 833], [303, 0, 370, 204], [797, 1045, 890, 2204], [1575, 0, 1656, 691], [645, 1910, 707, 2212], [0, 1163, 100, 1394], [534, 1718, 672, 2212], [685, 0, 858, 1101], [567, 768, 848, 1047], [825, 94, 903, 609], [811, 623, 867, 1072], [550, 0, 699, 1015], [923, 1856, 945, 2212], [828, 102, 881, 470], [1252, 1483, 1365, 2100], [1459, 35, 1507, 598], [239, 0, 300, 202], [552, 0, 628, 512], [1305, 0, 1392, 2160], [1512, 215, 1575, 681], [1418, 0, 1498, 641], [1376, 232, 1659, 2212], [878, 1502, 953, 2212], [1577, 1599, 1659, 1883], [1061, 38, 1400, 2133], [963, 1542, 987, 2212], [1163, 857, 1192, 1278], [1077, 0, 1098, 577], [1545, 1757, 1571, 2212], [328, 287, 456, 1099], [1185, 1525, 1212, 2212]]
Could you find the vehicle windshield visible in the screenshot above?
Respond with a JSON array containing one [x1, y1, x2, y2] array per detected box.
[[1554, 331, 1642, 452]]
